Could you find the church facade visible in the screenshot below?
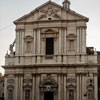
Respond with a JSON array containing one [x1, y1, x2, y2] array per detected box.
[[3, 0, 98, 100]]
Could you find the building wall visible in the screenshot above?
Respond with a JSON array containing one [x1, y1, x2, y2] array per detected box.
[[3, 1, 98, 100], [4, 66, 98, 100], [0, 74, 4, 99]]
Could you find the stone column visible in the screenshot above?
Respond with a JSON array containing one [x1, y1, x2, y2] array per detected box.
[[15, 75, 18, 100], [63, 29, 67, 63], [20, 75, 23, 100], [33, 29, 36, 54], [4, 77, 7, 100], [36, 74, 40, 100], [58, 75, 61, 100], [64, 75, 67, 100], [32, 29, 36, 64], [58, 28, 62, 63], [32, 74, 35, 100], [20, 30, 23, 55], [80, 28, 82, 53], [76, 74, 80, 100], [19, 30, 22, 56], [18, 74, 21, 100], [37, 29, 41, 63], [94, 73, 98, 100], [80, 74, 82, 100], [76, 28, 80, 53], [16, 30, 20, 55], [59, 28, 62, 53], [64, 29, 67, 54], [82, 74, 85, 100], [22, 30, 25, 55], [82, 27, 86, 54]]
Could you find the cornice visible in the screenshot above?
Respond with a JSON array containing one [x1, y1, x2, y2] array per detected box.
[[2, 63, 100, 69], [15, 19, 87, 25]]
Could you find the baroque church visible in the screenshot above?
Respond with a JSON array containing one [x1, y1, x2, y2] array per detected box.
[[3, 0, 99, 100]]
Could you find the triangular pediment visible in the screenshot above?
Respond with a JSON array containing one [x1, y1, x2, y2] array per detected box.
[[14, 1, 88, 24]]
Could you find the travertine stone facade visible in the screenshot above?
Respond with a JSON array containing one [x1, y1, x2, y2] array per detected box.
[[3, 0, 98, 100]]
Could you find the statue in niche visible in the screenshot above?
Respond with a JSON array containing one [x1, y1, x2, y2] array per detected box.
[[9, 39, 15, 54], [9, 44, 14, 53]]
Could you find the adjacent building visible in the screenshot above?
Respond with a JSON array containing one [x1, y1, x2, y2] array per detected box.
[[0, 73, 4, 100], [2, 0, 99, 100]]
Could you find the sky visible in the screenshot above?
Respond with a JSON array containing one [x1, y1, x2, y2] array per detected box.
[[0, 0, 100, 75]]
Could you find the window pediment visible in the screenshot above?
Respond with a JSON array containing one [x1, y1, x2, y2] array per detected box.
[[67, 34, 76, 40], [42, 29, 58, 34], [40, 74, 58, 88], [24, 36, 33, 42], [7, 85, 14, 90]]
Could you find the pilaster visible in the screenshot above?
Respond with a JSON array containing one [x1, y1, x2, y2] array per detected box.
[[58, 74, 61, 100], [76, 74, 80, 100], [4, 77, 7, 100], [16, 30, 20, 55], [15, 75, 18, 100], [82, 27, 86, 53], [64, 75, 67, 100], [20, 75, 23, 100], [63, 28, 67, 63], [94, 73, 98, 100], [32, 74, 35, 100], [58, 28, 62, 63], [76, 28, 80, 53], [37, 29, 41, 63], [33, 29, 36, 54], [36, 74, 40, 100]]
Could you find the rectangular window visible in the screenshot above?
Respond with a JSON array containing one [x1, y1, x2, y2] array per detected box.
[[69, 40, 74, 51], [25, 90, 30, 100], [46, 38, 54, 55], [26, 41, 31, 53], [88, 90, 93, 100], [8, 90, 13, 100]]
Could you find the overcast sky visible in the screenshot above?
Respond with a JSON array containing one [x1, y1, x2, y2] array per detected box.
[[0, 0, 100, 74]]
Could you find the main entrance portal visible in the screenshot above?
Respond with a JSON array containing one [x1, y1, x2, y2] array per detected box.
[[44, 92, 54, 100]]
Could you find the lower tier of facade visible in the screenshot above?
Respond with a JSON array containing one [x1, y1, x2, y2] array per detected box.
[[3, 64, 98, 100]]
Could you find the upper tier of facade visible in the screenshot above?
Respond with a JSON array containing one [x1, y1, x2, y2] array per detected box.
[[5, 0, 97, 66]]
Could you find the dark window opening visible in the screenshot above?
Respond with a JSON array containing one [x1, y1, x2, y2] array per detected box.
[[25, 90, 30, 100], [3, 83, 4, 87], [69, 90, 74, 100], [2, 93, 4, 97], [46, 38, 54, 55], [48, 18, 52, 20], [44, 92, 54, 100]]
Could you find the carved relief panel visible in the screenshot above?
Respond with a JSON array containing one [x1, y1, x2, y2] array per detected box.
[[38, 4, 61, 20]]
